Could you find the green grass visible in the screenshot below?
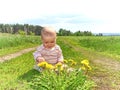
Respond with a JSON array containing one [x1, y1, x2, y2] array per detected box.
[[60, 36, 120, 60], [1, 35, 120, 89], [0, 36, 95, 90], [0, 53, 94, 90], [58, 37, 84, 61], [1, 34, 120, 59], [77, 36, 120, 53], [0, 34, 41, 56], [0, 52, 35, 89]]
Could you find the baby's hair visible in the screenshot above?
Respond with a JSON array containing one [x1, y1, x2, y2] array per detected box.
[[41, 27, 56, 38]]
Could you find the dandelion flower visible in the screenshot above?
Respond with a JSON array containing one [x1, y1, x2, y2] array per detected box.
[[81, 59, 89, 66], [71, 61, 77, 66], [68, 59, 74, 63], [55, 62, 62, 67], [87, 65, 92, 70], [81, 66, 86, 70], [55, 62, 63, 71], [63, 60, 68, 64], [37, 61, 48, 68], [46, 64, 55, 69], [60, 67, 63, 71]]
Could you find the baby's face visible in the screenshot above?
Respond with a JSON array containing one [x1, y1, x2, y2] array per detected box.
[[42, 36, 56, 49]]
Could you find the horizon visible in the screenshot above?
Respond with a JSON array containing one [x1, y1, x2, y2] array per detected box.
[[1, 23, 120, 35]]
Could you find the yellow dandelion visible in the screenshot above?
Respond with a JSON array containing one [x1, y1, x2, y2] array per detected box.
[[37, 61, 48, 68], [55, 62, 62, 67], [81, 59, 89, 66], [87, 65, 92, 70], [60, 67, 63, 71], [63, 60, 68, 64], [71, 61, 77, 66], [46, 64, 55, 69], [55, 62, 64, 71], [68, 59, 74, 63], [81, 66, 86, 70]]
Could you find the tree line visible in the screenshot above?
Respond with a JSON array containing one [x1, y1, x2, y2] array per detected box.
[[0, 23, 102, 36]]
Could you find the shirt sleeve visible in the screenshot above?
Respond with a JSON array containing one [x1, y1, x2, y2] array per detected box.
[[57, 45, 64, 62], [33, 45, 43, 61]]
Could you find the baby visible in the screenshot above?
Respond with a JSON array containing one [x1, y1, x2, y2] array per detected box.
[[33, 26, 64, 71]]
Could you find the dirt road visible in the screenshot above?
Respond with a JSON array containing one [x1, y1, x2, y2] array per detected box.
[[76, 47, 120, 90], [0, 47, 36, 63]]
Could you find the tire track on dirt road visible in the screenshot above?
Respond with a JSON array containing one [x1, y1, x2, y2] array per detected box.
[[0, 47, 37, 63]]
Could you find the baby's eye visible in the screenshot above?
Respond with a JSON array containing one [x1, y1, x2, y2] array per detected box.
[[45, 42, 48, 44], [51, 41, 54, 43]]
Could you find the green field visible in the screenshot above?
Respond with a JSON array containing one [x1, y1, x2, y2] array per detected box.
[[0, 34, 120, 89], [60, 36, 120, 60], [0, 34, 40, 56]]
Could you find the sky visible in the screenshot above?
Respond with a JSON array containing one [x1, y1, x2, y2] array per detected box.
[[0, 0, 120, 33]]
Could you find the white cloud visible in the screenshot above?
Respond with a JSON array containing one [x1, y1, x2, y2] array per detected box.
[[0, 0, 120, 33]]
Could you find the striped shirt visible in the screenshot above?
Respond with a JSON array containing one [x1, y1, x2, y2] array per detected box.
[[33, 44, 64, 64]]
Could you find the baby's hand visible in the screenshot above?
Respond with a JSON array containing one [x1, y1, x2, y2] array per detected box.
[[36, 57, 45, 64]]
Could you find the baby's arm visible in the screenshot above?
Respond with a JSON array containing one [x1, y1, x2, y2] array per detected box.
[[33, 46, 45, 64], [57, 46, 64, 63]]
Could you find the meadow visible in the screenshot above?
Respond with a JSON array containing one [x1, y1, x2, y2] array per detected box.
[[61, 36, 120, 60], [0, 33, 40, 56], [0, 34, 120, 89]]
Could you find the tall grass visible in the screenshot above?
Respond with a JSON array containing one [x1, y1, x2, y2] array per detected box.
[[1, 35, 120, 57], [0, 52, 36, 90], [0, 34, 40, 48], [0, 34, 41, 56], [78, 36, 120, 59], [57, 37, 84, 62], [77, 36, 120, 53], [60, 36, 120, 59]]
